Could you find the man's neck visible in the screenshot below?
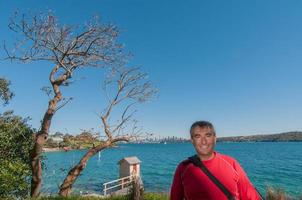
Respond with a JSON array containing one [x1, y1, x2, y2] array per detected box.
[[198, 152, 215, 161]]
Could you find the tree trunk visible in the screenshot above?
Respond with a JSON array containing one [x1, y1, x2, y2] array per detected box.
[[30, 136, 43, 197], [58, 142, 111, 197], [30, 98, 59, 197], [30, 128, 53, 197]]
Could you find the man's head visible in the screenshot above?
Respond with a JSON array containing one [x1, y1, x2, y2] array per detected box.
[[190, 121, 216, 160]]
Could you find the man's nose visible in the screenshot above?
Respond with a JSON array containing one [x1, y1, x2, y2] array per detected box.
[[201, 136, 207, 144]]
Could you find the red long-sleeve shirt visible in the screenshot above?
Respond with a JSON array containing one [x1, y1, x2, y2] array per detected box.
[[170, 152, 260, 200]]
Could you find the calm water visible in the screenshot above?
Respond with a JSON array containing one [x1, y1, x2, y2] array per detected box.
[[42, 142, 302, 198]]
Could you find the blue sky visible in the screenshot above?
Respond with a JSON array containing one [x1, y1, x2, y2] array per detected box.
[[1, 0, 302, 137]]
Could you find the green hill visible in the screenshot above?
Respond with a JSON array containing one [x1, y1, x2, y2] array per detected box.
[[217, 131, 302, 142]]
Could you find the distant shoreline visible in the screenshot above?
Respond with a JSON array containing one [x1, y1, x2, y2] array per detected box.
[[43, 133, 302, 153], [42, 140, 302, 153], [43, 145, 120, 152], [217, 131, 302, 142]]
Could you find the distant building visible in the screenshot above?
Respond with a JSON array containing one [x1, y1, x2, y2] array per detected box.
[[49, 133, 64, 143]]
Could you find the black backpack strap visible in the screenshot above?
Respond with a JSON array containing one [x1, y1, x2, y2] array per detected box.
[[188, 155, 235, 200]]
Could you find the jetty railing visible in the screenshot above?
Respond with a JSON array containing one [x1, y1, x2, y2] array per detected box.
[[103, 175, 134, 195]]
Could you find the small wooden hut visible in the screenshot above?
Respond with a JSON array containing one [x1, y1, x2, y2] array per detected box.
[[118, 156, 141, 178]]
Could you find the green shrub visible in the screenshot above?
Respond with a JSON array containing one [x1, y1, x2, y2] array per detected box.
[[143, 193, 168, 200], [0, 111, 35, 199], [266, 187, 291, 200]]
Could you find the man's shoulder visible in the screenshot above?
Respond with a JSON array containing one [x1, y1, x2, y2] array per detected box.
[[216, 152, 238, 164], [179, 158, 191, 166], [176, 158, 195, 178], [215, 152, 244, 176], [176, 158, 193, 171]]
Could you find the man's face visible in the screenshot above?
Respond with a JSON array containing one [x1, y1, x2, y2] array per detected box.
[[191, 126, 216, 160]]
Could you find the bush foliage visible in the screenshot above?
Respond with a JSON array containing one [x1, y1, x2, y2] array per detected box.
[[0, 111, 35, 199]]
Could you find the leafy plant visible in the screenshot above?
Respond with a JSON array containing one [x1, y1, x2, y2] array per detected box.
[[0, 111, 35, 199]]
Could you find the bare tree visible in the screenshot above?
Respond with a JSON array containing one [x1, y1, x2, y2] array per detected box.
[[4, 12, 124, 197], [58, 65, 157, 196]]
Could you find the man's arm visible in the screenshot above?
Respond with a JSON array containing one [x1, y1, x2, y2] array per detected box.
[[170, 163, 185, 200], [234, 161, 261, 200]]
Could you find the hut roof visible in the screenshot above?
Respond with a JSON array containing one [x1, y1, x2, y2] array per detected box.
[[118, 156, 141, 165]]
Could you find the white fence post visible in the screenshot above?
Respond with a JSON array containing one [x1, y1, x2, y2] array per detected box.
[[103, 175, 134, 196]]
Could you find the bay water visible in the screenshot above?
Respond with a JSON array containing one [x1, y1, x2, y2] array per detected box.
[[42, 142, 302, 198]]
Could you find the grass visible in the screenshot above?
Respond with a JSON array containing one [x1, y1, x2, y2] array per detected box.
[[26, 193, 168, 200], [31, 190, 302, 200], [0, 188, 290, 200]]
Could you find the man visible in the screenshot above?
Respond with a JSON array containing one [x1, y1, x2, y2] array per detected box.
[[170, 121, 261, 200]]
